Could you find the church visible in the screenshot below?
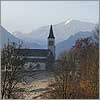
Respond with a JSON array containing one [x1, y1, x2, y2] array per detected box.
[[16, 25, 55, 71]]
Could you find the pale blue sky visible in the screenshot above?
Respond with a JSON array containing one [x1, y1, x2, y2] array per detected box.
[[1, 1, 99, 33]]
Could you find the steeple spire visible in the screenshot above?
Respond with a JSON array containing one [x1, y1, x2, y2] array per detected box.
[[48, 25, 55, 38]]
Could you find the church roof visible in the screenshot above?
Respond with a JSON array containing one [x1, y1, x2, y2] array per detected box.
[[48, 25, 55, 39], [15, 49, 52, 57]]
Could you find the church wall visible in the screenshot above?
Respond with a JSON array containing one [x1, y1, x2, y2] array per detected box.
[[23, 56, 47, 59], [48, 46, 55, 56], [48, 37, 55, 57], [24, 62, 46, 71]]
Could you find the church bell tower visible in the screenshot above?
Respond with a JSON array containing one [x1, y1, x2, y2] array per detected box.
[[48, 25, 55, 58]]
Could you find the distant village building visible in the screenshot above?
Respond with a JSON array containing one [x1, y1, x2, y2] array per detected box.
[[16, 25, 55, 71]]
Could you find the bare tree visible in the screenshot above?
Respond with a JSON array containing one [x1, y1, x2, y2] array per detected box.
[[48, 28, 99, 99], [1, 42, 24, 99], [48, 51, 80, 99]]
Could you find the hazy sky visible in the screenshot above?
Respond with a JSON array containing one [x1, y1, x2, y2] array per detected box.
[[1, 1, 99, 33]]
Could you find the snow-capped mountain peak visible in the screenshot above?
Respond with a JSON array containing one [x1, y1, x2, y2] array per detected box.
[[65, 18, 73, 25]]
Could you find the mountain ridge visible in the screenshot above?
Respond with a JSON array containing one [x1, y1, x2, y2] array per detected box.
[[13, 19, 96, 46], [56, 31, 95, 57], [1, 19, 96, 56], [0, 25, 41, 49]]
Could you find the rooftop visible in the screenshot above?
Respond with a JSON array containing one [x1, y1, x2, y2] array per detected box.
[[48, 25, 55, 39], [15, 49, 52, 57]]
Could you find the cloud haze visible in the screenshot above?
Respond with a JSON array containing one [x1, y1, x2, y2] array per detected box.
[[1, 1, 99, 33]]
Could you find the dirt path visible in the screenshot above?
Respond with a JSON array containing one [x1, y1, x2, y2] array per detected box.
[[16, 71, 54, 99]]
